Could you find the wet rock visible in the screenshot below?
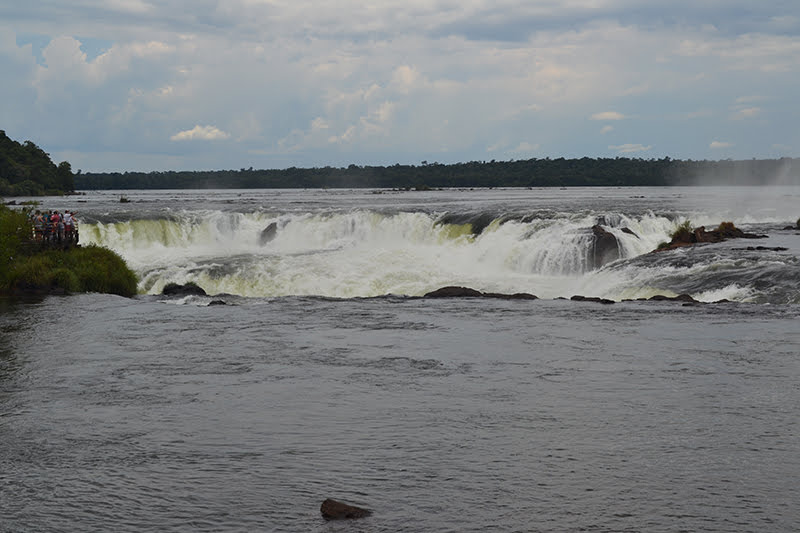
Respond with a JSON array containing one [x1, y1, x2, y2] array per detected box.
[[320, 498, 372, 520], [424, 286, 484, 298], [589, 225, 621, 269], [208, 300, 227, 306], [648, 294, 697, 303], [483, 292, 538, 300], [570, 295, 615, 305], [258, 222, 278, 245], [620, 227, 639, 238], [162, 282, 207, 297], [732, 246, 788, 251], [654, 222, 767, 252], [424, 286, 538, 299]]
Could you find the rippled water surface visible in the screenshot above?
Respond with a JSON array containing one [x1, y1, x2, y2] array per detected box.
[[1, 294, 799, 532]]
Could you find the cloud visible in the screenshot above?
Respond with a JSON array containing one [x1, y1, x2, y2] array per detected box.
[[610, 143, 652, 154], [710, 140, 733, 149], [732, 107, 761, 120], [170, 125, 230, 141], [591, 111, 626, 121], [1, 2, 799, 170]]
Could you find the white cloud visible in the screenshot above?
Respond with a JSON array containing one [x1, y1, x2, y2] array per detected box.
[[732, 107, 761, 120], [610, 143, 652, 154], [2, 2, 799, 170], [710, 141, 733, 149], [170, 125, 230, 141], [591, 111, 626, 121]]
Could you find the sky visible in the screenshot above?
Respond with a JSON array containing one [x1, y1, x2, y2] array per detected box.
[[1, 1, 799, 172]]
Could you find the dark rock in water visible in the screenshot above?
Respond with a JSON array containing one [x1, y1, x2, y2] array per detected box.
[[259, 222, 278, 245], [649, 294, 697, 303], [620, 227, 639, 238], [208, 300, 227, 306], [589, 225, 621, 269], [424, 286, 539, 299], [424, 286, 484, 298], [732, 246, 788, 252], [570, 295, 615, 305], [655, 222, 767, 252], [162, 282, 207, 297], [483, 292, 538, 300], [320, 498, 372, 520]]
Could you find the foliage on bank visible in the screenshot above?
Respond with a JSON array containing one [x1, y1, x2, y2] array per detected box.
[[75, 156, 800, 189], [0, 130, 75, 196], [0, 205, 137, 297]]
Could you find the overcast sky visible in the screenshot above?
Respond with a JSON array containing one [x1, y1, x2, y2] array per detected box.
[[1, 1, 799, 172]]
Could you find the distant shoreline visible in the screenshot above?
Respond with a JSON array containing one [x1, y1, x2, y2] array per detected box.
[[75, 156, 800, 190]]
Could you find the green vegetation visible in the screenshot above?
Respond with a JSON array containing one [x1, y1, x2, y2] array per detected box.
[[0, 130, 74, 196], [0, 205, 137, 297], [74, 157, 800, 190], [716, 221, 736, 232], [670, 220, 694, 242]]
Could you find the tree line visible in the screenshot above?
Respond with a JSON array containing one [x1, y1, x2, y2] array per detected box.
[[2, 128, 797, 194], [75, 157, 799, 190], [0, 130, 75, 196]]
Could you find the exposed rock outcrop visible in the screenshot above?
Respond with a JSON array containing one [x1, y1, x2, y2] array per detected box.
[[320, 498, 372, 520], [570, 295, 615, 305], [162, 282, 207, 297], [589, 225, 621, 269], [258, 222, 278, 245], [655, 222, 767, 252], [424, 286, 537, 299]]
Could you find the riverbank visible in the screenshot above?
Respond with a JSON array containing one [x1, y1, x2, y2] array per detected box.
[[0, 205, 138, 297]]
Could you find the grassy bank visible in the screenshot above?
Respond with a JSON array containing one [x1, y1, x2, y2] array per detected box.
[[0, 204, 137, 297]]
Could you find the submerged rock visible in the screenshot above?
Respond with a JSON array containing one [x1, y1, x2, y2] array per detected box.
[[162, 282, 207, 297], [320, 498, 372, 520]]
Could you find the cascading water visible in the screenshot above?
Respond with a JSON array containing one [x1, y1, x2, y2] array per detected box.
[[81, 209, 689, 299]]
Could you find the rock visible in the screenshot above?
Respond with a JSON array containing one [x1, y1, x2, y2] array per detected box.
[[423, 286, 538, 299], [208, 300, 227, 305], [648, 294, 697, 303], [162, 282, 207, 297], [620, 227, 639, 238], [483, 292, 538, 300], [424, 286, 484, 298], [570, 295, 615, 305], [589, 225, 621, 269], [654, 222, 767, 252], [258, 222, 278, 245], [732, 246, 788, 251], [320, 498, 372, 520]]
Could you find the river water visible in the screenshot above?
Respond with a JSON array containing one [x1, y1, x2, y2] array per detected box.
[[1, 187, 799, 532]]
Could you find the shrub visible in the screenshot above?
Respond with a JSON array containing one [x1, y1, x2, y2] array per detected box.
[[49, 268, 80, 293], [716, 221, 736, 232], [670, 219, 693, 242]]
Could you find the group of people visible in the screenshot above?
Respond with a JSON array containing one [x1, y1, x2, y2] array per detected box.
[[30, 210, 79, 245]]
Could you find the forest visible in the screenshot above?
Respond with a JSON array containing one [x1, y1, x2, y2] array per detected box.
[[75, 157, 798, 190], [1, 129, 797, 194], [0, 130, 75, 196]]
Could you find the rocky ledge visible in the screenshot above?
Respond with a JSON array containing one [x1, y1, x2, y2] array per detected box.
[[655, 221, 766, 252]]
